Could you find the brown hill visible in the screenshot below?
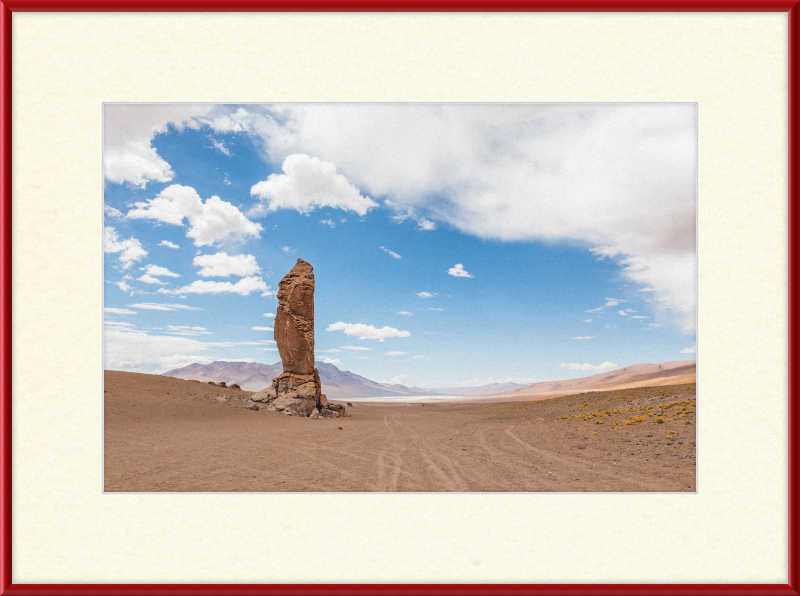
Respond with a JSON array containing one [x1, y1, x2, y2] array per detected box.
[[508, 360, 696, 399]]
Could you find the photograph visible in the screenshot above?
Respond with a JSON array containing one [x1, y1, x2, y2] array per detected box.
[[103, 102, 698, 493]]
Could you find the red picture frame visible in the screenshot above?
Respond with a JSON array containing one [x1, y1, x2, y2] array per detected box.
[[1, 2, 797, 595]]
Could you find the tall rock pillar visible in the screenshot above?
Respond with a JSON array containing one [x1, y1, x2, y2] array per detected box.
[[251, 259, 346, 418]]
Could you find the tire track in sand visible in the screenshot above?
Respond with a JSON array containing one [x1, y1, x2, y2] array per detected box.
[[391, 413, 469, 491]]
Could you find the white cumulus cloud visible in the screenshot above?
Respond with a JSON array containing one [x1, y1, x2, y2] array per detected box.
[[194, 252, 260, 277], [681, 344, 697, 354], [104, 226, 147, 269], [236, 104, 695, 329], [397, 311, 413, 316], [327, 322, 410, 342], [103, 104, 211, 188], [249, 154, 378, 217], [159, 240, 180, 249], [341, 346, 371, 351], [127, 184, 262, 247], [323, 358, 340, 365], [252, 326, 273, 331], [447, 263, 473, 278], [416, 292, 435, 298], [572, 336, 595, 340], [384, 351, 407, 356], [104, 307, 136, 315]]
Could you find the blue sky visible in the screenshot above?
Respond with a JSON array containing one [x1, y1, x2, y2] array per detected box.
[[103, 104, 697, 387]]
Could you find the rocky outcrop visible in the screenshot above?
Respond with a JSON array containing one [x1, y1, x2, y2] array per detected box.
[[256, 258, 346, 419]]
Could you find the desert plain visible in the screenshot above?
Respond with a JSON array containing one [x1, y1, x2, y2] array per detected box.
[[104, 370, 696, 492]]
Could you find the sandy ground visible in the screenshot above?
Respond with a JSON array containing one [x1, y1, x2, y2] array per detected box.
[[104, 371, 696, 492]]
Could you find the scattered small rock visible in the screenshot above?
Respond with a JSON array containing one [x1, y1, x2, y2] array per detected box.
[[245, 401, 259, 410]]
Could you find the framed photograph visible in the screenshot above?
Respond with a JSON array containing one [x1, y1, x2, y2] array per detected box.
[[2, 2, 797, 594]]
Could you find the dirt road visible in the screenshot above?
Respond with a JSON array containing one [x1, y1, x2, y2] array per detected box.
[[104, 371, 696, 492]]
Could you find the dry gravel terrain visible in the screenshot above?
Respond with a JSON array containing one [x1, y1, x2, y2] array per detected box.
[[104, 371, 696, 492]]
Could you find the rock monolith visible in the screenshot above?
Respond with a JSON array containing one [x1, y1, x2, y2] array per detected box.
[[250, 258, 347, 419]]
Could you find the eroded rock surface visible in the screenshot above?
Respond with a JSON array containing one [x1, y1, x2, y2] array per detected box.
[[275, 259, 316, 375], [258, 259, 347, 419]]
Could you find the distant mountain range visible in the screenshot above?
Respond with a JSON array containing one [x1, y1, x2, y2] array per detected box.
[[162, 359, 696, 401], [161, 361, 443, 399]]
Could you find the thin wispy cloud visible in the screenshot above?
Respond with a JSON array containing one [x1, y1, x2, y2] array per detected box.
[[194, 253, 260, 278], [380, 246, 402, 259], [165, 325, 211, 336], [210, 137, 232, 156], [158, 277, 271, 297], [129, 302, 202, 311], [137, 273, 166, 285], [560, 361, 617, 372]]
